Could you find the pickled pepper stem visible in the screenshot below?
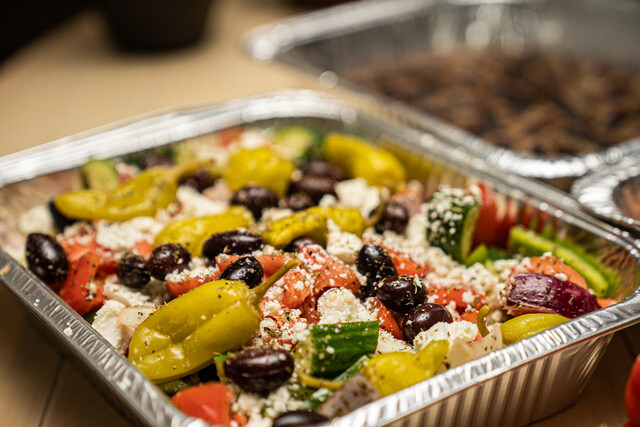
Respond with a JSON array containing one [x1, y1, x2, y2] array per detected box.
[[298, 372, 343, 391], [252, 259, 301, 301], [477, 305, 491, 338], [364, 199, 386, 228]]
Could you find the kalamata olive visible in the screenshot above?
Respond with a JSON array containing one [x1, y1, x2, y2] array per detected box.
[[224, 348, 294, 393], [301, 160, 346, 181], [402, 303, 453, 343], [116, 253, 150, 288], [284, 236, 318, 252], [219, 256, 263, 289], [201, 230, 263, 262], [178, 169, 216, 193], [375, 202, 409, 234], [289, 174, 337, 204], [230, 185, 279, 219], [285, 192, 314, 211], [356, 243, 397, 297], [377, 275, 426, 313], [48, 200, 76, 230], [25, 233, 69, 284], [146, 243, 191, 280], [272, 410, 330, 427]]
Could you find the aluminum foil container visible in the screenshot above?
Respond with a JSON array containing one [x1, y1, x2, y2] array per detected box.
[[1, 90, 640, 427], [242, 0, 640, 187], [572, 155, 640, 235]]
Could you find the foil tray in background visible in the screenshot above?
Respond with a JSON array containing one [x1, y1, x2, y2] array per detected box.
[[242, 0, 640, 189], [1, 91, 640, 427], [572, 155, 640, 235]]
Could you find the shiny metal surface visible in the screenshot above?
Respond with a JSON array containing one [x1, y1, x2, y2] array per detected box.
[[242, 0, 640, 183], [572, 155, 640, 234], [0, 90, 639, 427]]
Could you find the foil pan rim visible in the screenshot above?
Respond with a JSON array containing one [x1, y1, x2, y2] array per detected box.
[[241, 0, 640, 179], [1, 90, 640, 427]]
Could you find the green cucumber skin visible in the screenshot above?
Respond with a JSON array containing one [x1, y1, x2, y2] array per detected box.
[[508, 226, 611, 297], [425, 188, 480, 263], [80, 159, 118, 191], [301, 355, 371, 410], [306, 321, 378, 378], [158, 379, 190, 396]]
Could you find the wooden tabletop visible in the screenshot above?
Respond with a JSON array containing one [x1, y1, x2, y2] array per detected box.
[[0, 1, 635, 425]]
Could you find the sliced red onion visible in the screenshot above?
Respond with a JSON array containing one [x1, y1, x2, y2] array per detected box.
[[505, 273, 600, 319]]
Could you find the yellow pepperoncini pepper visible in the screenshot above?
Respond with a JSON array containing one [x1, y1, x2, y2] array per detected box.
[[54, 162, 208, 222], [154, 206, 253, 255], [323, 133, 406, 190], [500, 313, 569, 345], [363, 340, 449, 397], [262, 206, 366, 248], [128, 260, 300, 383], [224, 148, 295, 197]]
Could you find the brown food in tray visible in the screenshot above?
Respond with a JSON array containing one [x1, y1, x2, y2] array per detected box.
[[350, 50, 640, 156]]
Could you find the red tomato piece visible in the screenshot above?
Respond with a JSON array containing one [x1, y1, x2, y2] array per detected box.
[[472, 183, 500, 248], [171, 383, 235, 426], [368, 298, 403, 340], [527, 255, 588, 290], [58, 252, 105, 316], [131, 240, 153, 258], [427, 286, 485, 315], [281, 269, 311, 309], [626, 354, 640, 427], [300, 246, 360, 295], [167, 276, 216, 298]]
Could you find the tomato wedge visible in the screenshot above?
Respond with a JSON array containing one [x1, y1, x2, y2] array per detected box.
[[172, 382, 235, 425], [58, 252, 105, 316], [368, 298, 403, 340]]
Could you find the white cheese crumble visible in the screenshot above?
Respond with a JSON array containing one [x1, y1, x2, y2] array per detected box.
[[176, 186, 227, 218], [317, 288, 376, 324], [445, 324, 503, 368], [335, 178, 383, 219], [165, 257, 217, 283], [376, 330, 411, 354], [18, 204, 56, 235], [95, 216, 163, 251], [92, 300, 128, 353], [413, 321, 479, 351], [325, 220, 363, 264], [232, 383, 304, 427], [103, 282, 151, 307]]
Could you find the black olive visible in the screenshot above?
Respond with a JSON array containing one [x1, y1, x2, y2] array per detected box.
[[301, 160, 346, 181], [356, 243, 397, 297], [146, 243, 190, 280], [289, 174, 337, 204], [284, 236, 318, 253], [377, 275, 426, 313], [231, 185, 279, 219], [201, 230, 263, 263], [272, 410, 330, 427], [25, 233, 69, 284], [285, 192, 314, 211], [219, 256, 263, 289], [116, 253, 150, 288], [178, 169, 216, 193], [402, 303, 453, 343], [48, 200, 76, 230], [375, 202, 409, 234], [224, 348, 294, 393]]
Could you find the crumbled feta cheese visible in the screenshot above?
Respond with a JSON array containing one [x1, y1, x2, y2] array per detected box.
[[18, 204, 56, 235], [165, 257, 217, 283], [413, 321, 479, 351], [103, 282, 151, 307], [239, 129, 271, 150], [95, 216, 163, 251], [176, 186, 227, 217], [318, 194, 338, 207], [335, 178, 383, 218], [325, 220, 363, 263], [232, 383, 304, 427], [317, 288, 376, 324], [376, 330, 411, 354], [92, 300, 128, 353], [445, 324, 503, 368]]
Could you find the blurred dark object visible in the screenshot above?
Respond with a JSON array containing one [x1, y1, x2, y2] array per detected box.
[[288, 0, 351, 8], [98, 0, 213, 51], [0, 0, 87, 62]]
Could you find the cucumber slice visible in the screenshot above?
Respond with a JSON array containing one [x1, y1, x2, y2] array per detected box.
[[508, 226, 610, 297], [297, 321, 378, 379], [80, 160, 118, 191], [465, 244, 488, 267], [272, 126, 322, 163], [426, 186, 480, 263], [157, 378, 190, 396]]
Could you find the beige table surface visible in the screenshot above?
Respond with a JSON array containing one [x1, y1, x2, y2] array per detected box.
[[0, 0, 636, 425]]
